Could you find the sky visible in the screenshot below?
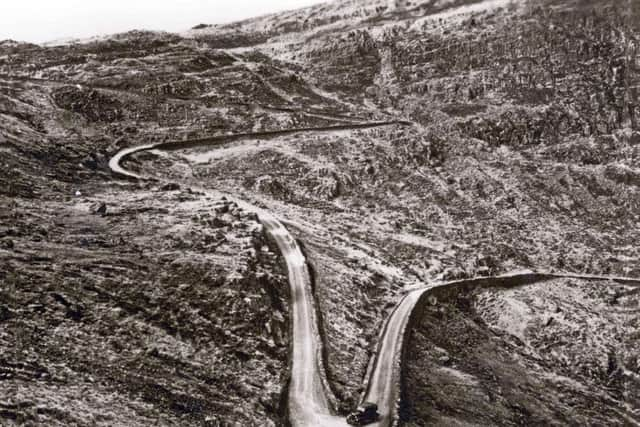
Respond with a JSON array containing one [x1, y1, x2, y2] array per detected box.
[[0, 0, 325, 44]]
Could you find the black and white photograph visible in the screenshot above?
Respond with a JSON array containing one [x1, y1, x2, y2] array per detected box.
[[1, 0, 639, 425]]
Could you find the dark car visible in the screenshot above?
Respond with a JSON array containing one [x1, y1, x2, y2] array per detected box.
[[347, 402, 380, 425]]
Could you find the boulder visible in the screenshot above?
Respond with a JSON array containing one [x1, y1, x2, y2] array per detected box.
[[92, 202, 107, 216], [82, 156, 99, 170], [160, 182, 181, 191], [1, 238, 14, 250], [0, 305, 13, 322], [215, 204, 230, 214]]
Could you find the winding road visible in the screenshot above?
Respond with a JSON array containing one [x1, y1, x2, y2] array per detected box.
[[109, 122, 399, 427], [110, 125, 640, 427], [364, 272, 640, 427]]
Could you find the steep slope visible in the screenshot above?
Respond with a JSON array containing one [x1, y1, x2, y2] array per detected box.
[[2, 0, 640, 425], [1, 188, 291, 426], [184, 0, 640, 419], [402, 278, 640, 425]]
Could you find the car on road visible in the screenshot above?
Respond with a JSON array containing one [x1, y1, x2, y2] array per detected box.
[[347, 402, 380, 425]]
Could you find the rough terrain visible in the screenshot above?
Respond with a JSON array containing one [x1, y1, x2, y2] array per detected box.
[[2, 0, 640, 425], [402, 278, 640, 425], [1, 187, 291, 426]]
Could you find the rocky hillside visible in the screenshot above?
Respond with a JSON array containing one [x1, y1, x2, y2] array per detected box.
[[402, 278, 640, 425], [1, 187, 291, 426], [2, 0, 640, 425]]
